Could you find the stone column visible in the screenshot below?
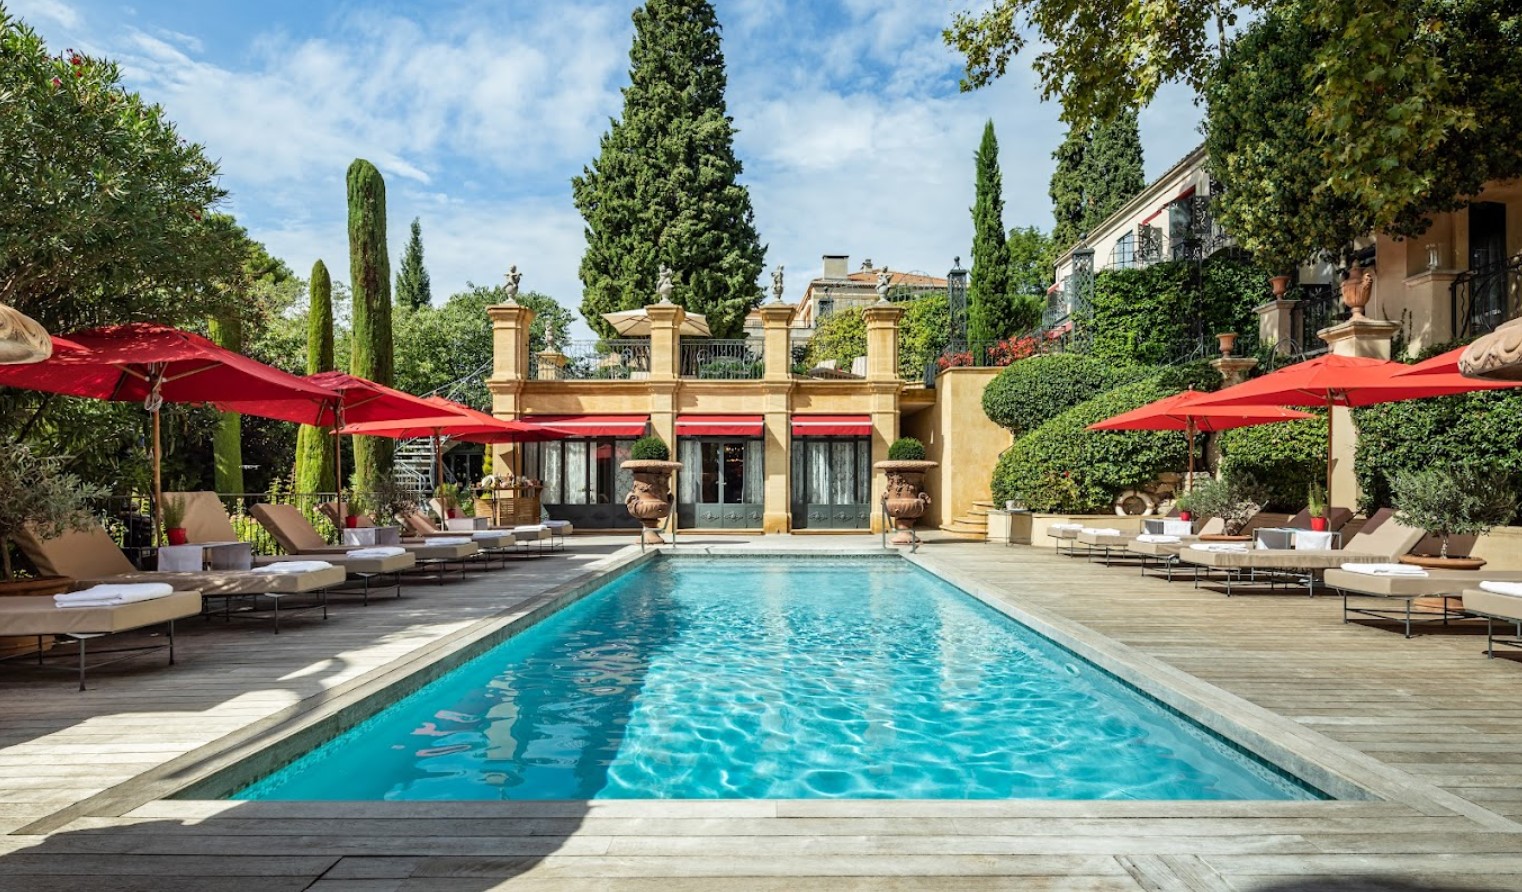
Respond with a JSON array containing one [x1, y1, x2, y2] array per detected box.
[[1255, 299, 1300, 355], [758, 303, 798, 534], [534, 349, 567, 381], [486, 300, 536, 478], [1402, 270, 1461, 352], [1318, 316, 1401, 510], [862, 301, 904, 381], [644, 302, 684, 381], [758, 303, 797, 382], [862, 303, 905, 533]]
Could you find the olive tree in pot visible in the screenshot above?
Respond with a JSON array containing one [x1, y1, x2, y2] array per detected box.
[[1393, 465, 1517, 570], [623, 435, 682, 544], [876, 437, 938, 545], [0, 444, 106, 587], [1174, 476, 1263, 537]]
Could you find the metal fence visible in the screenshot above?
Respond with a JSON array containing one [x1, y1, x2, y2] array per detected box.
[[680, 340, 763, 379], [530, 339, 652, 380], [1453, 255, 1522, 339]]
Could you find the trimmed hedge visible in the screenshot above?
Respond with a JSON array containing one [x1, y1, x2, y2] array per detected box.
[[992, 376, 1189, 512], [1217, 414, 1327, 511], [981, 353, 1147, 437], [1354, 390, 1522, 519], [1084, 255, 1269, 366], [630, 435, 670, 461], [888, 437, 926, 461]]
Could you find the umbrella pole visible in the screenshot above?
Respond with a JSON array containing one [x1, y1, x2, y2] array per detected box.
[[152, 406, 162, 545], [1326, 393, 1335, 510], [1186, 422, 1196, 491], [433, 431, 443, 490]]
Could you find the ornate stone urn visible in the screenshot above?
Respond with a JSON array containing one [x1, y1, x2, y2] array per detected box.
[[1341, 268, 1373, 318], [875, 459, 938, 545], [1269, 275, 1291, 298], [622, 459, 682, 543]]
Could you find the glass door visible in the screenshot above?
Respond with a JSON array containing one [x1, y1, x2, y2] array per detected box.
[[790, 438, 871, 529], [679, 438, 763, 528]]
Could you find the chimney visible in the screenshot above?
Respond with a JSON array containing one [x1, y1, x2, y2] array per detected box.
[[822, 254, 848, 279]]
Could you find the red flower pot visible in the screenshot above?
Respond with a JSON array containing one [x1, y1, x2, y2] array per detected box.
[[1178, 511, 1192, 522], [344, 515, 360, 529], [1310, 516, 1329, 532], [447, 509, 459, 519], [166, 527, 189, 546]]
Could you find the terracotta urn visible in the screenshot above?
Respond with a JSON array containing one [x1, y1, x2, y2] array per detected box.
[[1341, 269, 1373, 318], [622, 459, 683, 544], [875, 459, 938, 545], [1269, 275, 1291, 298], [1216, 332, 1238, 356]]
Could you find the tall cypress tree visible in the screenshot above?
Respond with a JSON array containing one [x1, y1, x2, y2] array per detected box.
[[207, 312, 244, 494], [1050, 125, 1088, 250], [294, 259, 336, 493], [968, 120, 1015, 344], [572, 0, 766, 339], [347, 159, 394, 485], [395, 217, 431, 310], [1082, 109, 1145, 234]]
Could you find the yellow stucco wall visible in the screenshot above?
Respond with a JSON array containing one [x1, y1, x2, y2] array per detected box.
[[901, 367, 1010, 528]]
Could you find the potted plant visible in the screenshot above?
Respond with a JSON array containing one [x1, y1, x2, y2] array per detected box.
[[341, 489, 362, 528], [1306, 482, 1330, 532], [433, 483, 460, 519], [1392, 465, 1516, 570], [161, 493, 189, 545], [0, 444, 105, 589], [875, 437, 938, 545], [1176, 477, 1263, 538], [366, 475, 418, 527], [622, 435, 681, 544]]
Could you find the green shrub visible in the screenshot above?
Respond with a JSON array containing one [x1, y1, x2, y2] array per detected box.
[[1354, 390, 1522, 519], [1391, 464, 1517, 557], [981, 353, 1148, 436], [1173, 475, 1266, 535], [1082, 255, 1268, 366], [887, 437, 926, 461], [803, 306, 866, 369], [1217, 414, 1326, 511], [897, 292, 949, 379], [991, 376, 1188, 512], [630, 435, 670, 461]]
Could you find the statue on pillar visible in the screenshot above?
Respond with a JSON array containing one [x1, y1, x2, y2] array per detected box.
[[503, 265, 522, 304], [656, 264, 675, 303], [875, 267, 892, 302], [771, 265, 784, 303]]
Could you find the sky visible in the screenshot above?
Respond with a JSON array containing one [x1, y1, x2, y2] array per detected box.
[[11, 0, 1202, 340]]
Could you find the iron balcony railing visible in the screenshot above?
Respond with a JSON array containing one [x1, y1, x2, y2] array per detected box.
[[680, 340, 763, 379], [1453, 255, 1522, 339], [1293, 285, 1341, 356], [529, 339, 652, 380]]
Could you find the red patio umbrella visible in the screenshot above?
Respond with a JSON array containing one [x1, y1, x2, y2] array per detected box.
[[1088, 390, 1316, 487], [1193, 354, 1522, 501], [338, 411, 568, 486], [0, 322, 335, 537]]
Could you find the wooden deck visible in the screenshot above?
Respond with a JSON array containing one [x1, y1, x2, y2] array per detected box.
[[0, 534, 1519, 889]]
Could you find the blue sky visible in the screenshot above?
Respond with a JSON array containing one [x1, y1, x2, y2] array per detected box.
[[12, 0, 1202, 338]]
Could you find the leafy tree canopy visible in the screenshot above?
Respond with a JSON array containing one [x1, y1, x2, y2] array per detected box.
[[0, 6, 242, 332]]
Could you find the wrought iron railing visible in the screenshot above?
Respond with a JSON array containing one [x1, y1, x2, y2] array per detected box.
[[1453, 255, 1522, 339], [530, 339, 652, 380], [1294, 285, 1341, 355], [932, 324, 1077, 372], [680, 340, 763, 379]]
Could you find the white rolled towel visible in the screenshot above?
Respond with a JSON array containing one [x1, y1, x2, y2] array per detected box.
[[346, 546, 406, 558], [1081, 527, 1123, 536], [471, 531, 512, 542], [1339, 563, 1429, 577], [425, 537, 471, 546], [1136, 534, 1182, 544], [1049, 523, 1084, 531], [255, 560, 334, 574], [55, 578, 172, 599], [1479, 581, 1522, 597], [1189, 543, 1248, 553]]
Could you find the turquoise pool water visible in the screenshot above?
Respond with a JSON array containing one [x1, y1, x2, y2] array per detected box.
[[236, 557, 1319, 801]]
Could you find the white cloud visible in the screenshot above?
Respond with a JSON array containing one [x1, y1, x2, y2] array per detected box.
[[8, 0, 79, 28]]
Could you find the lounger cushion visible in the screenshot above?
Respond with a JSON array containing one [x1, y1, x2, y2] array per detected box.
[[1128, 540, 1187, 556], [1463, 588, 1522, 621], [74, 566, 347, 595], [253, 553, 415, 574], [0, 591, 201, 636], [15, 523, 137, 580], [406, 542, 478, 560], [1077, 531, 1131, 546], [1183, 549, 1389, 570], [1326, 568, 1522, 597]]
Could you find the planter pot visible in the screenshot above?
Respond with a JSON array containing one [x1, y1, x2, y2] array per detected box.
[[166, 527, 189, 546], [1270, 275, 1291, 298], [622, 460, 683, 543], [875, 459, 938, 545], [1399, 554, 1487, 571], [1199, 533, 1252, 542], [1178, 511, 1192, 522], [344, 515, 360, 529], [1341, 271, 1371, 318], [1216, 332, 1238, 356], [1309, 516, 1329, 532]]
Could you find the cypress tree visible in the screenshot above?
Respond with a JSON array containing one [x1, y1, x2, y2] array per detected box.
[[294, 259, 336, 493], [968, 120, 1016, 344], [571, 0, 766, 339], [347, 159, 394, 485], [395, 217, 431, 310], [207, 312, 245, 494], [1049, 125, 1088, 250], [1081, 109, 1145, 234]]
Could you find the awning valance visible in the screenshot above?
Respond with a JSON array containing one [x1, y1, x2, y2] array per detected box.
[[525, 415, 649, 437], [675, 414, 764, 437], [791, 415, 872, 437]]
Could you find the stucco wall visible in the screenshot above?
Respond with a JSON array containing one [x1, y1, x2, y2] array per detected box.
[[901, 367, 1010, 528]]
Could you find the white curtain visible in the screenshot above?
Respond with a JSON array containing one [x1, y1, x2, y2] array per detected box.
[[808, 441, 830, 504], [855, 438, 871, 502], [614, 440, 634, 504], [678, 439, 700, 505], [831, 441, 854, 505], [564, 441, 589, 504], [744, 439, 764, 503], [541, 444, 563, 504]]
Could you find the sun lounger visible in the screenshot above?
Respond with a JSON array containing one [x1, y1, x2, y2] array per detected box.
[[0, 589, 201, 690], [251, 503, 476, 582], [1461, 584, 1522, 657], [397, 509, 522, 567], [1325, 565, 1522, 638], [15, 523, 344, 633], [170, 492, 418, 599], [1178, 508, 1425, 597]]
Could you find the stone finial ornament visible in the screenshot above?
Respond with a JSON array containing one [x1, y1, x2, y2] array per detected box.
[[503, 265, 522, 304], [875, 267, 892, 302], [656, 264, 675, 303], [771, 265, 784, 303]]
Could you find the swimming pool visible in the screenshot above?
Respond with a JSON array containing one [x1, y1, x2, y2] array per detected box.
[[236, 556, 1320, 801]]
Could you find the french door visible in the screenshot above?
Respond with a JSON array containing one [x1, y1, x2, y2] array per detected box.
[[677, 438, 763, 529], [790, 437, 871, 529]]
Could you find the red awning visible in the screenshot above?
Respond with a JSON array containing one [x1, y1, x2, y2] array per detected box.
[[675, 415, 764, 437], [791, 415, 871, 437], [525, 415, 649, 437]]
